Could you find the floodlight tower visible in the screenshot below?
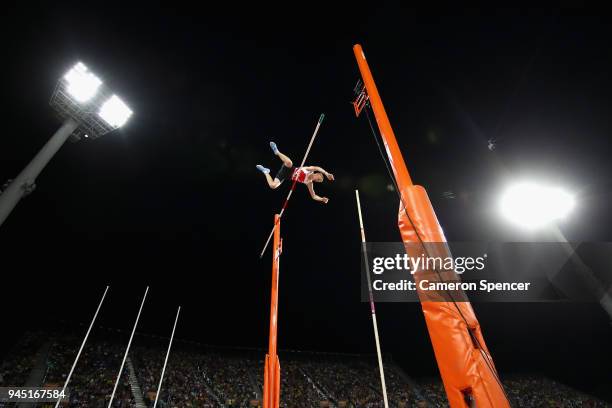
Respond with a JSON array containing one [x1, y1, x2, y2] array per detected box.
[[0, 62, 133, 227]]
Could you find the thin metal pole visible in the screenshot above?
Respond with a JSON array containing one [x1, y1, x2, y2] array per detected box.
[[153, 306, 181, 408], [53, 286, 109, 408], [259, 113, 325, 258], [355, 190, 389, 408], [0, 118, 79, 227], [107, 287, 149, 408]]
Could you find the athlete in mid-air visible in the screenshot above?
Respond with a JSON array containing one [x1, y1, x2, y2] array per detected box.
[[256, 142, 334, 203]]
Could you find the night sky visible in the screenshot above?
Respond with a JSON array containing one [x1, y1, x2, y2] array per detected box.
[[2, 5, 612, 400]]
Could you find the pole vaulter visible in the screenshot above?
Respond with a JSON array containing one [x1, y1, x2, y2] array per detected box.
[[355, 190, 390, 408], [263, 214, 282, 408], [259, 114, 325, 258], [352, 44, 510, 408]]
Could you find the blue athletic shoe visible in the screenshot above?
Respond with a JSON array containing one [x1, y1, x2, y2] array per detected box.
[[270, 141, 279, 155], [256, 165, 270, 174]]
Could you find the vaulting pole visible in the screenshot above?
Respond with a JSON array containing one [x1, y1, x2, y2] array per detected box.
[[353, 44, 509, 408], [263, 214, 282, 408], [355, 190, 389, 408]]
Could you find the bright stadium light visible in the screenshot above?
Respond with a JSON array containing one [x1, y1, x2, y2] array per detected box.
[[0, 61, 133, 227], [499, 182, 575, 229], [99, 95, 132, 128], [64, 62, 102, 103]]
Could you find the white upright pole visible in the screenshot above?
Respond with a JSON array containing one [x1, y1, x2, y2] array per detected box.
[[54, 286, 109, 408], [107, 287, 149, 408], [153, 306, 181, 408], [355, 190, 389, 408]]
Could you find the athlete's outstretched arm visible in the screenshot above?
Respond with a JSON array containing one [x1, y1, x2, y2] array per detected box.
[[304, 166, 334, 180], [307, 182, 329, 204]]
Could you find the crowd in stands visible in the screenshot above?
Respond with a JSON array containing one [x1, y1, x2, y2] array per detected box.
[[383, 365, 419, 407], [45, 337, 134, 407], [0, 332, 609, 407], [503, 375, 609, 408], [0, 332, 45, 389], [303, 359, 390, 407], [415, 380, 448, 408], [416, 376, 611, 408], [253, 358, 327, 407], [201, 354, 257, 406]]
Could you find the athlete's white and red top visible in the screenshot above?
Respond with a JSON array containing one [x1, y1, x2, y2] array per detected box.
[[291, 167, 312, 183]]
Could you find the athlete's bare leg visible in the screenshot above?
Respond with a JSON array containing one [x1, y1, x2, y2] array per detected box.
[[276, 151, 293, 168], [270, 142, 293, 167], [265, 174, 281, 189], [256, 164, 280, 189]]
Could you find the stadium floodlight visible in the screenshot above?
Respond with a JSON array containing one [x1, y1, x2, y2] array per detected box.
[[99, 95, 132, 128], [499, 182, 575, 229], [50, 63, 133, 140], [0, 62, 133, 227], [64, 62, 102, 103]]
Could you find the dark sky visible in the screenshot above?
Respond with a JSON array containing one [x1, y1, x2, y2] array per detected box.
[[2, 5, 612, 399]]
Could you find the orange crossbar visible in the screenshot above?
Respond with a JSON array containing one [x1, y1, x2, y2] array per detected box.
[[353, 44, 509, 408], [263, 214, 281, 408]]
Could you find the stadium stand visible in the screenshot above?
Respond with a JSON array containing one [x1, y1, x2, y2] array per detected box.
[[0, 332, 608, 407]]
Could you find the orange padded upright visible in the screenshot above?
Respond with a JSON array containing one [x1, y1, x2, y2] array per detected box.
[[353, 44, 509, 408]]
